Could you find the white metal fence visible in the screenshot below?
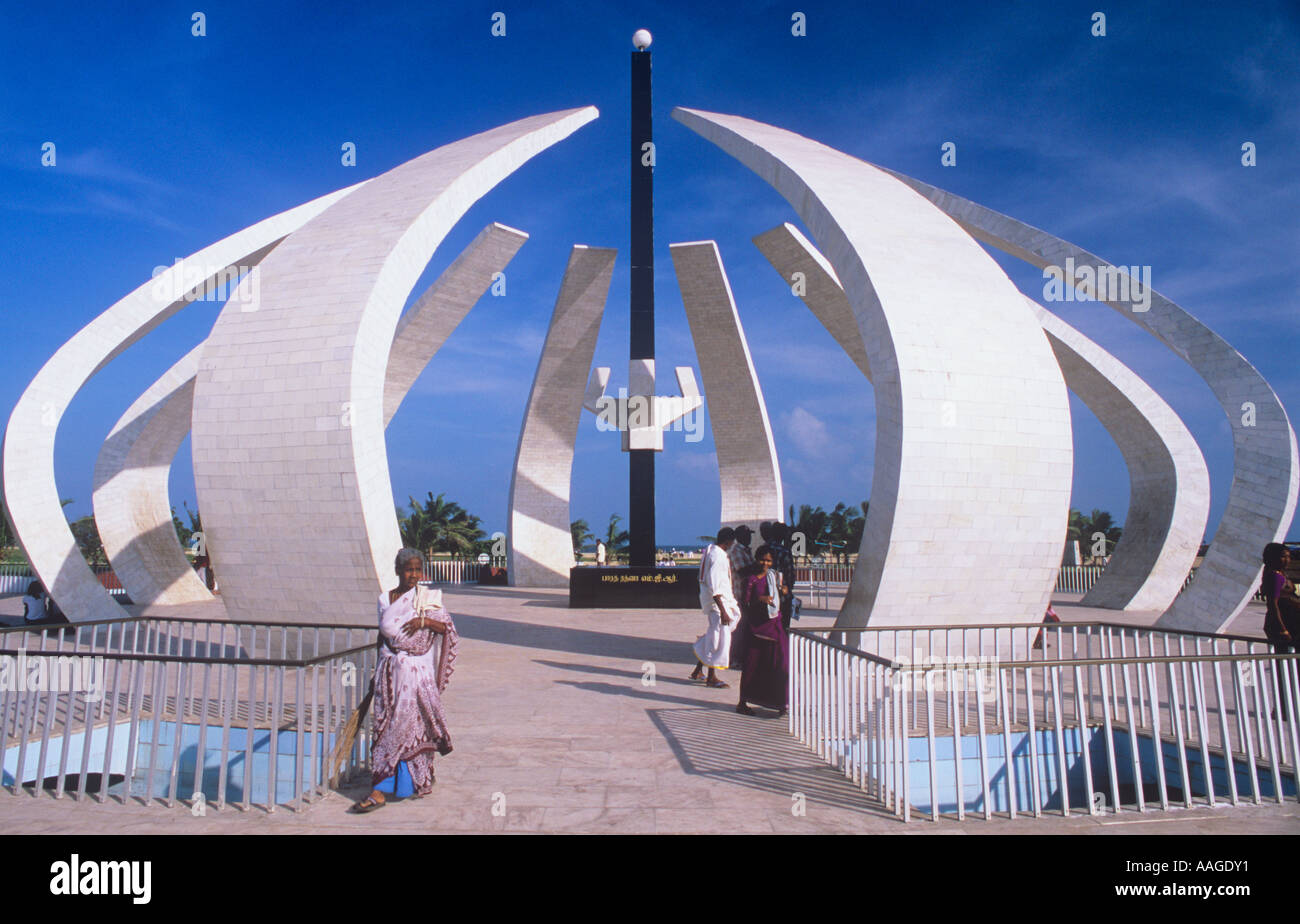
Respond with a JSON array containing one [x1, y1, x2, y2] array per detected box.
[[1, 563, 128, 597], [789, 621, 1298, 822], [1, 615, 377, 811], [788, 562, 1262, 603], [422, 559, 482, 584]]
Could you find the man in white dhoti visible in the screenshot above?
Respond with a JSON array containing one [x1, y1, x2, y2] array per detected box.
[[690, 527, 740, 689]]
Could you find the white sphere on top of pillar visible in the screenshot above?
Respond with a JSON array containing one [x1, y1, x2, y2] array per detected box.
[[632, 29, 652, 50]]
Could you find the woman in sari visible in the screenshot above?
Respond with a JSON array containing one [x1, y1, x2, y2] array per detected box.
[[736, 545, 789, 717], [351, 548, 459, 813]]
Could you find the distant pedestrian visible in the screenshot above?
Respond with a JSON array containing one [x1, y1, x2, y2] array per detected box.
[[21, 581, 68, 627], [728, 525, 755, 598], [596, 540, 606, 566], [1262, 543, 1300, 654], [727, 525, 755, 668], [690, 527, 739, 689], [21, 581, 46, 623], [1032, 605, 1060, 651], [735, 545, 788, 716], [195, 556, 218, 593], [767, 523, 796, 628]]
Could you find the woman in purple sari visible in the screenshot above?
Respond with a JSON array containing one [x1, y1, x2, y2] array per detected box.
[[736, 545, 789, 716], [351, 548, 458, 813]]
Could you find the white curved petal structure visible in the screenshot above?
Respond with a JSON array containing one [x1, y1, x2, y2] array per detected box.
[[753, 222, 1210, 612], [508, 245, 616, 587], [674, 108, 1073, 628], [1030, 299, 1210, 610], [192, 108, 597, 624], [94, 345, 211, 606], [670, 240, 784, 534], [93, 223, 528, 607], [880, 169, 1299, 632], [384, 222, 529, 424], [2, 183, 364, 622]]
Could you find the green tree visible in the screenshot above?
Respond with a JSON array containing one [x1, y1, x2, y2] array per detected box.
[[173, 501, 203, 553], [0, 497, 12, 549], [791, 504, 829, 556], [398, 492, 486, 559], [848, 499, 869, 552], [825, 502, 863, 562], [570, 519, 594, 554], [604, 514, 630, 562], [69, 515, 106, 567], [1067, 508, 1123, 560]]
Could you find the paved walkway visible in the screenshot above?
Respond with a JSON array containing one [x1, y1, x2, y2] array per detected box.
[[2, 587, 1297, 834]]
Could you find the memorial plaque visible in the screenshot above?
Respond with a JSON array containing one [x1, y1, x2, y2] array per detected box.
[[569, 566, 700, 608]]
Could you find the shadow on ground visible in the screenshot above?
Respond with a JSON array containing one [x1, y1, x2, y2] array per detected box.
[[454, 612, 694, 663], [648, 705, 896, 818]]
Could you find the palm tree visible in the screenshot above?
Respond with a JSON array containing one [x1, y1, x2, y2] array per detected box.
[[1066, 507, 1123, 561], [570, 519, 595, 554], [398, 492, 486, 559], [825, 502, 862, 562], [604, 514, 630, 562], [791, 504, 829, 557]]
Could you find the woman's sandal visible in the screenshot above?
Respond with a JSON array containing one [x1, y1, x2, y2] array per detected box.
[[706, 678, 730, 689], [350, 796, 386, 814], [736, 703, 756, 716]]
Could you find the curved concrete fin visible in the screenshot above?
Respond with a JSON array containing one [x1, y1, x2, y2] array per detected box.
[[674, 108, 1072, 628], [192, 107, 598, 623], [94, 345, 211, 606], [876, 166, 1298, 632], [94, 224, 529, 608], [508, 245, 616, 587], [754, 221, 1210, 613], [1029, 299, 1210, 611], [670, 240, 784, 535], [385, 222, 529, 423], [3, 181, 367, 621]]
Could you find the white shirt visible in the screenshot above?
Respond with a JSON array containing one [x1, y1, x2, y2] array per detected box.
[[699, 543, 737, 610], [22, 594, 45, 622]]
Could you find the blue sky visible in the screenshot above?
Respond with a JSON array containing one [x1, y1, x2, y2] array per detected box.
[[1, 0, 1297, 547]]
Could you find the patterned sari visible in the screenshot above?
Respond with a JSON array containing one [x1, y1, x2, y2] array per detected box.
[[371, 584, 458, 795]]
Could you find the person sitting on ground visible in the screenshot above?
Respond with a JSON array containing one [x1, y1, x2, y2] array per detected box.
[[21, 581, 46, 623]]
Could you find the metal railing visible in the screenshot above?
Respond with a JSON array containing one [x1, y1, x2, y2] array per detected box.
[[789, 621, 1299, 822], [422, 559, 482, 584], [1, 615, 377, 811], [1055, 565, 1108, 593], [784, 563, 1264, 601], [1, 563, 127, 597]]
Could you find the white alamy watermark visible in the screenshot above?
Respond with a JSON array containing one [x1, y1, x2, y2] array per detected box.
[[150, 260, 259, 309], [1042, 257, 1151, 312], [0, 649, 105, 702], [49, 855, 151, 904], [891, 651, 998, 696], [593, 387, 704, 442]]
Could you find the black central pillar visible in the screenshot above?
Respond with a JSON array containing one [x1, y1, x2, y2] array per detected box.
[[628, 48, 655, 567]]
